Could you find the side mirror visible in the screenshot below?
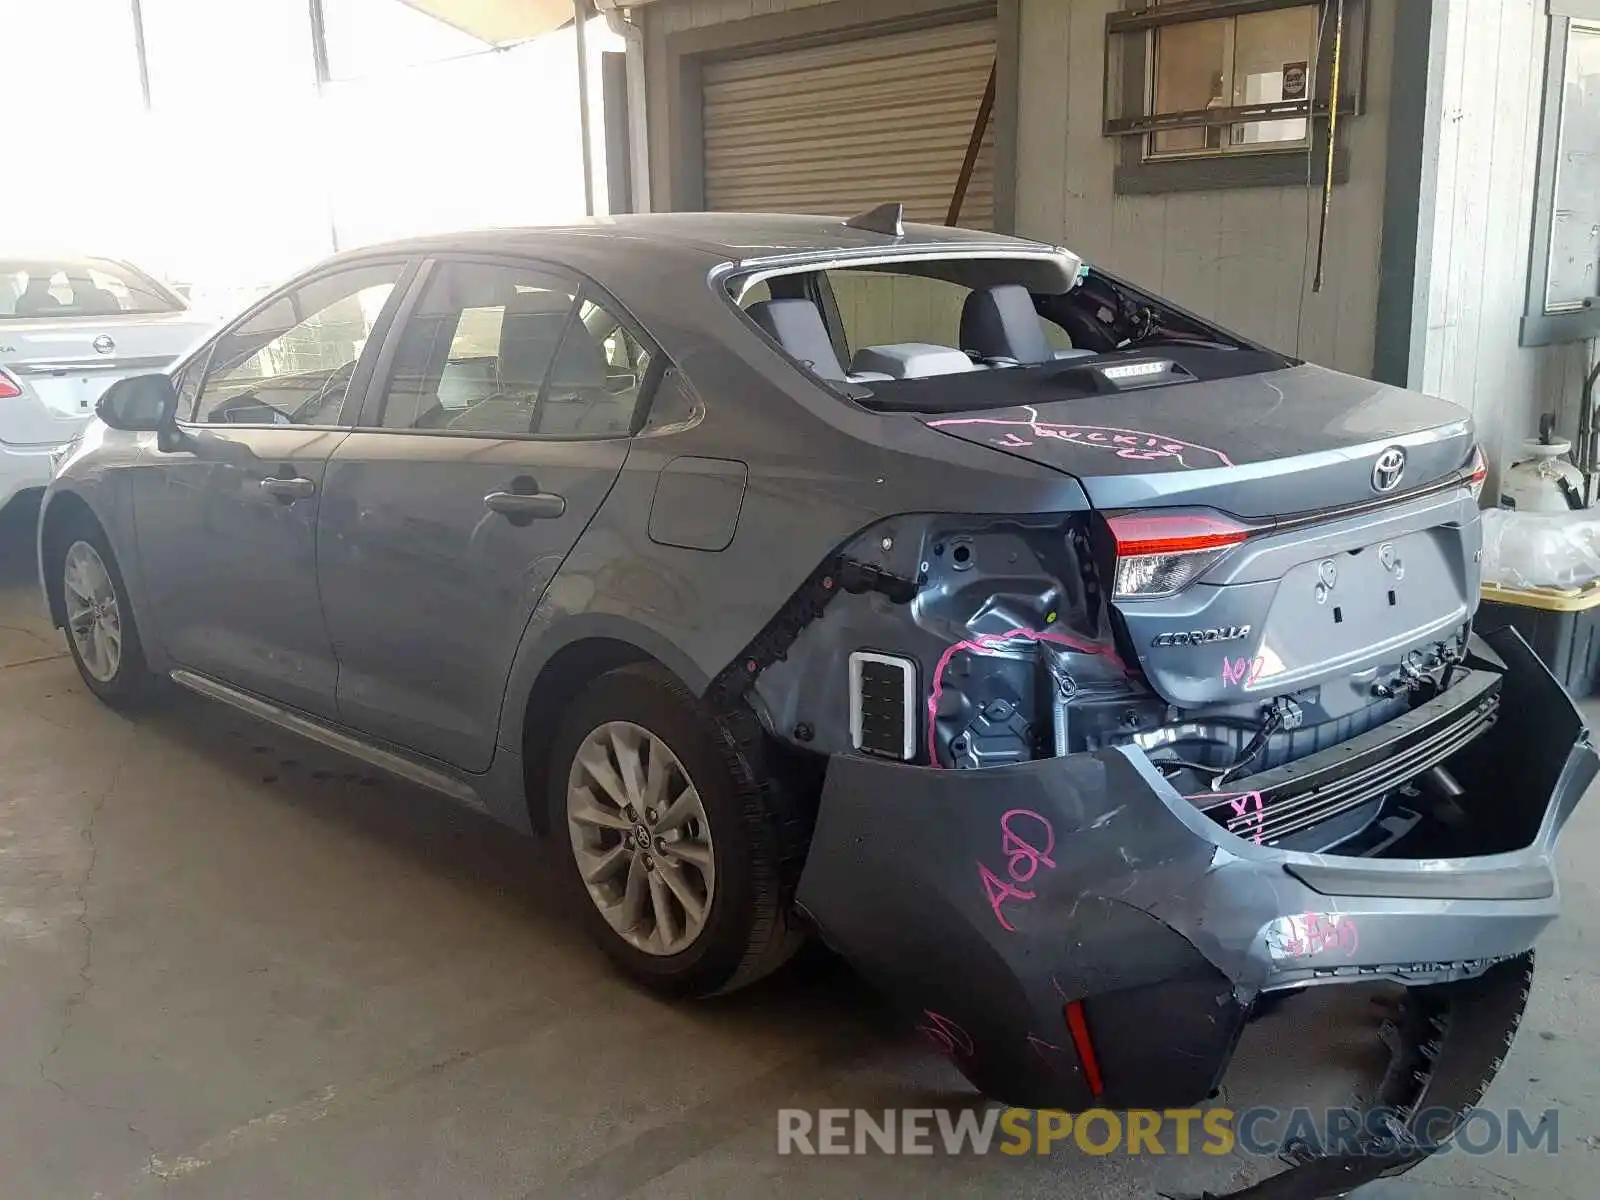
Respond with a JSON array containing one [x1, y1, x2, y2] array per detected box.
[[96, 373, 179, 432]]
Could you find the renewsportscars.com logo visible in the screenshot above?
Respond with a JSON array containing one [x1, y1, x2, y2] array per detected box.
[[776, 1106, 1560, 1158]]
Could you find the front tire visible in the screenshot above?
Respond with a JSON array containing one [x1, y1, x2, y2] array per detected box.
[[57, 524, 153, 707], [549, 663, 803, 996]]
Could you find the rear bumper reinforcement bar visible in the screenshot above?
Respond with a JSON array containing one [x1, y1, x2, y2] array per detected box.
[[1198, 667, 1501, 845]]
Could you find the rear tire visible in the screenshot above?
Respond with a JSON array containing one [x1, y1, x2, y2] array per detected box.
[[549, 663, 804, 996], [55, 521, 154, 708]]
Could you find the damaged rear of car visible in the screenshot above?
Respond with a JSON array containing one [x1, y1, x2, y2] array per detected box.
[[710, 216, 1596, 1189]]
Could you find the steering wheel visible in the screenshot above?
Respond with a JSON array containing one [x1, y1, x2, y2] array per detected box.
[[292, 359, 358, 424]]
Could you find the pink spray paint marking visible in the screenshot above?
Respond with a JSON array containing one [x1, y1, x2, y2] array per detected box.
[[978, 863, 1034, 932], [1187, 790, 1266, 844], [928, 626, 1127, 770], [1280, 913, 1359, 959], [979, 808, 1058, 931], [917, 1010, 975, 1058], [1221, 656, 1267, 687], [929, 405, 1235, 470], [1228, 791, 1265, 844], [1026, 1033, 1066, 1063], [1001, 808, 1056, 880]]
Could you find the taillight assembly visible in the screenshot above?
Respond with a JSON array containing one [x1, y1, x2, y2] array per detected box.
[[1105, 511, 1250, 599], [1467, 444, 1488, 501], [0, 371, 20, 400]]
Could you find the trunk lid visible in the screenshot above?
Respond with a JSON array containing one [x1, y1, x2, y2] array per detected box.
[[1, 311, 211, 445], [923, 363, 1482, 710], [922, 362, 1475, 517]]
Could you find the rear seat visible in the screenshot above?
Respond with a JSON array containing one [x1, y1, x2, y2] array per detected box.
[[849, 343, 978, 379], [960, 283, 1096, 365], [746, 299, 892, 382]]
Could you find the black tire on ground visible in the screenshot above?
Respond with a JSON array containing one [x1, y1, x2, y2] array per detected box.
[[548, 662, 805, 997], [53, 517, 155, 709]]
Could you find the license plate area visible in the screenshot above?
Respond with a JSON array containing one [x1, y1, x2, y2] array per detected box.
[[32, 372, 124, 416], [1266, 530, 1462, 656]]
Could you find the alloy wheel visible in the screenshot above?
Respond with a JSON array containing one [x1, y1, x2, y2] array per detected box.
[[565, 720, 716, 956], [63, 540, 122, 684]]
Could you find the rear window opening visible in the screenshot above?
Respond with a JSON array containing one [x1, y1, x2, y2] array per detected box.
[[726, 254, 1293, 413], [1, 257, 185, 320]]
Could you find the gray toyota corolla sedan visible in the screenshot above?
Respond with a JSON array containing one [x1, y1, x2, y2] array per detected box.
[[38, 208, 1594, 1188]]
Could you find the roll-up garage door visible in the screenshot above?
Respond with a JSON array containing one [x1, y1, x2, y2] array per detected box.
[[701, 19, 997, 229]]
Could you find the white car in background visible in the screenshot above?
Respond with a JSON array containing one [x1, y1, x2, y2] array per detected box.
[[0, 256, 214, 514]]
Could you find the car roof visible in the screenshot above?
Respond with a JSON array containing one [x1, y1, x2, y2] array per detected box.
[[303, 214, 1082, 369], [340, 212, 1065, 271]]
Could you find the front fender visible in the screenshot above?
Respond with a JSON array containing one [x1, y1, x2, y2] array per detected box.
[[38, 451, 162, 665]]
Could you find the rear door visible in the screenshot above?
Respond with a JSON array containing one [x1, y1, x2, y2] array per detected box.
[[316, 256, 656, 771], [132, 259, 412, 718]]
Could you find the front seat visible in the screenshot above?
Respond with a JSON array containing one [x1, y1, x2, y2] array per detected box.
[[72, 282, 123, 315], [537, 317, 614, 436], [496, 292, 575, 397], [960, 283, 1092, 365], [435, 292, 571, 433]]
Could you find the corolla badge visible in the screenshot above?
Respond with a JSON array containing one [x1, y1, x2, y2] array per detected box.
[[1372, 446, 1406, 493], [1153, 625, 1251, 648], [92, 335, 115, 355]]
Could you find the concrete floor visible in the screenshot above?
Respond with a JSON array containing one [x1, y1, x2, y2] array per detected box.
[[0, 496, 1595, 1200]]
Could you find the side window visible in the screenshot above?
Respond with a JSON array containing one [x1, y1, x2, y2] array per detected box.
[[549, 298, 654, 437], [193, 262, 403, 426], [376, 260, 653, 439], [172, 347, 210, 417], [377, 261, 579, 435]]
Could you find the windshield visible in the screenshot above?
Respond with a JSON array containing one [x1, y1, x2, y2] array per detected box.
[[0, 257, 185, 320], [728, 256, 1291, 414]]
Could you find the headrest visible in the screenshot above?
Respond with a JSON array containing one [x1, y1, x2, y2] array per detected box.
[[505, 288, 575, 317], [496, 298, 608, 396], [546, 321, 607, 391], [497, 309, 571, 392], [73, 284, 122, 314], [16, 277, 61, 314], [959, 284, 1051, 365], [746, 298, 845, 381]]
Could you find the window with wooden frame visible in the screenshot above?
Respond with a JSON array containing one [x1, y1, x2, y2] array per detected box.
[[1105, 0, 1368, 177], [1524, 3, 1600, 346]]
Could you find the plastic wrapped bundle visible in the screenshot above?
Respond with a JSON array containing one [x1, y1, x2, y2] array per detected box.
[[1480, 507, 1600, 590]]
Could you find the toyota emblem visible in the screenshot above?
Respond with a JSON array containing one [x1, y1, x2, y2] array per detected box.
[[92, 335, 115, 355], [1371, 446, 1406, 493]]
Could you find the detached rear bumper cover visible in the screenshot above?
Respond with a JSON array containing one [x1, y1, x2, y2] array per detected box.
[[795, 628, 1596, 1112]]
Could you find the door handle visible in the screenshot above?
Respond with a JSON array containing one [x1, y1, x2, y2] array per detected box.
[[260, 475, 316, 502], [483, 490, 566, 521]]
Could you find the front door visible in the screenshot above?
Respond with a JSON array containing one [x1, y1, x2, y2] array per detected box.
[[317, 257, 656, 770], [132, 260, 410, 718]]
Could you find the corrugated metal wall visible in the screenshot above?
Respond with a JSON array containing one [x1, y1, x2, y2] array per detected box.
[[700, 20, 996, 227], [653, 0, 836, 32]]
